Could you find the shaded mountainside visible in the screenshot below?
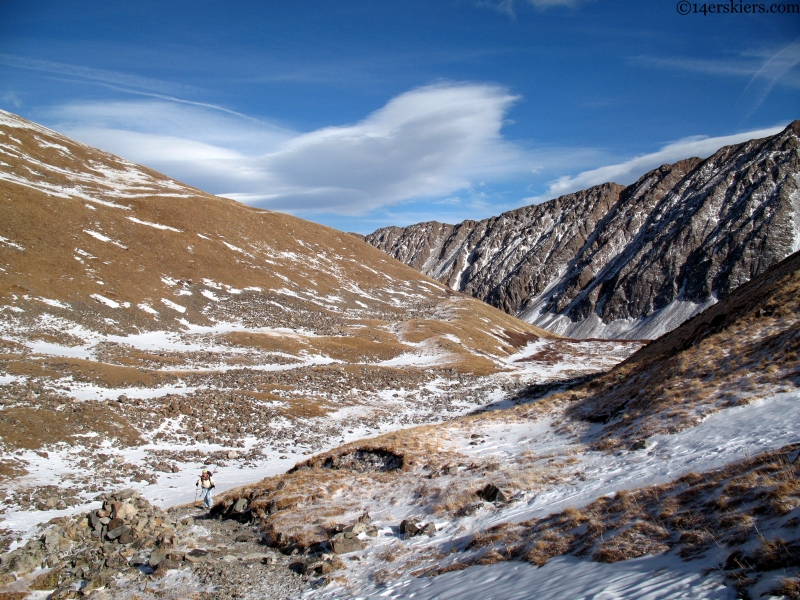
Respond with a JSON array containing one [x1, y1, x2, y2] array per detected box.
[[367, 122, 800, 339]]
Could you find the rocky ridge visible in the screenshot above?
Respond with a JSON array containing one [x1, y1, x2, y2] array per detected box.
[[367, 121, 800, 339]]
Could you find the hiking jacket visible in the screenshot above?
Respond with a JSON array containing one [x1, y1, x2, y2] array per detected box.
[[196, 475, 215, 489]]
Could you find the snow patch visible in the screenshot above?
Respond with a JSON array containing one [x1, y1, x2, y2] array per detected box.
[[34, 297, 71, 310], [352, 553, 729, 600], [137, 303, 158, 315], [126, 217, 182, 232], [90, 294, 120, 308], [160, 298, 186, 313], [0, 235, 24, 251], [83, 230, 127, 249], [523, 297, 716, 340]]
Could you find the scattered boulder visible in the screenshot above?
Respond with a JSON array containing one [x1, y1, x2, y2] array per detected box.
[[420, 522, 437, 537], [148, 548, 168, 568], [302, 555, 346, 575], [185, 548, 209, 563], [107, 525, 131, 541], [477, 483, 508, 503], [153, 558, 179, 577], [630, 439, 649, 451], [330, 535, 364, 554], [400, 519, 435, 538], [400, 520, 420, 537], [343, 521, 378, 537]]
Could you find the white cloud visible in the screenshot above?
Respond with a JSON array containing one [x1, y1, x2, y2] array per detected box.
[[740, 39, 800, 116], [232, 83, 521, 213], [526, 124, 787, 202], [50, 100, 291, 155], [48, 100, 294, 192], [49, 83, 525, 215]]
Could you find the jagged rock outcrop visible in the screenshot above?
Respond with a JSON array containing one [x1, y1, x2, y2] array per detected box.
[[367, 122, 800, 339]]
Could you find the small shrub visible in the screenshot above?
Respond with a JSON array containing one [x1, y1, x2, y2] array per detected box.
[[770, 576, 800, 600]]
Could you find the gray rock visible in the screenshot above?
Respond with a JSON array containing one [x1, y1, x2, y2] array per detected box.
[[106, 525, 129, 541], [148, 548, 168, 567], [330, 536, 363, 555], [154, 558, 179, 575], [400, 520, 420, 537], [477, 484, 508, 503], [44, 529, 62, 552], [420, 522, 437, 537], [185, 548, 208, 563]]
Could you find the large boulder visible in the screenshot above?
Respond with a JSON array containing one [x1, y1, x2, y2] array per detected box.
[[329, 533, 363, 554]]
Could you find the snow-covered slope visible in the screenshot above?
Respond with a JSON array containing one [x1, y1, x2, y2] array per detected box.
[[367, 122, 800, 339]]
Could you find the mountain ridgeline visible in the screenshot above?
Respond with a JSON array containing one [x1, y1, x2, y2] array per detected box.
[[367, 122, 800, 339]]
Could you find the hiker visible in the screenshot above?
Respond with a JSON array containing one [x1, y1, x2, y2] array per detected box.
[[196, 469, 216, 509]]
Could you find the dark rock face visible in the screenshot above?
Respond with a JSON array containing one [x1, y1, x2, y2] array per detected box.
[[367, 122, 800, 338]]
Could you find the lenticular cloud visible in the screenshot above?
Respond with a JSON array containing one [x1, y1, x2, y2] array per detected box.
[[228, 83, 522, 213]]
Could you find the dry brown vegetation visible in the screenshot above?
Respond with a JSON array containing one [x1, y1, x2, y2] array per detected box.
[[431, 444, 800, 594], [0, 405, 140, 451], [212, 419, 578, 560], [212, 254, 800, 569]]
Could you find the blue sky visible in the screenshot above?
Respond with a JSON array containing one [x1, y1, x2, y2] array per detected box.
[[1, 0, 798, 233]]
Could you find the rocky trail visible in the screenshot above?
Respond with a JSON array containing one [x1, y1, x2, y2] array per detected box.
[[0, 488, 314, 599]]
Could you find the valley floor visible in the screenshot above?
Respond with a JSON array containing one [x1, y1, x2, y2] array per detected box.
[[0, 317, 638, 551]]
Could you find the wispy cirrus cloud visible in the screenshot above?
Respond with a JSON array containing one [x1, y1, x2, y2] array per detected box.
[[635, 47, 800, 90], [635, 38, 800, 116], [525, 124, 787, 202], [0, 54, 267, 123], [0, 54, 193, 95], [740, 38, 800, 115]]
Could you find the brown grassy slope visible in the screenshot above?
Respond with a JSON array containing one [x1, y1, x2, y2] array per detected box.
[[0, 110, 551, 359]]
